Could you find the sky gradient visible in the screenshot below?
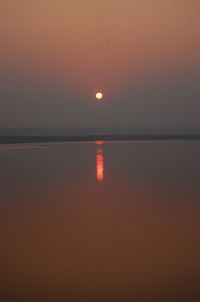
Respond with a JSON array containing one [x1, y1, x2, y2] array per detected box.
[[0, 0, 200, 128]]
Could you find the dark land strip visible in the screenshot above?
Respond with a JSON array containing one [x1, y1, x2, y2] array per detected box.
[[0, 134, 200, 144]]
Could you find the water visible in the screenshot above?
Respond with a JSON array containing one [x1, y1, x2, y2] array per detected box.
[[0, 141, 200, 301]]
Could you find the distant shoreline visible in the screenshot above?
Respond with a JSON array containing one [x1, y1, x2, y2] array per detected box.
[[0, 134, 200, 144]]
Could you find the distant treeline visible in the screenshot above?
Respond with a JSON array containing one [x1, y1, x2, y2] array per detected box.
[[0, 134, 200, 144]]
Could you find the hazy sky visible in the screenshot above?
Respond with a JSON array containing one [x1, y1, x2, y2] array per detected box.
[[0, 0, 200, 128]]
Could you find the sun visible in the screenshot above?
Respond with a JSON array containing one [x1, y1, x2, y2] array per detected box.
[[96, 92, 103, 100]]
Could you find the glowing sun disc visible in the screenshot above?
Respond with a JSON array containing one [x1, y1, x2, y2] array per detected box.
[[96, 92, 103, 100]]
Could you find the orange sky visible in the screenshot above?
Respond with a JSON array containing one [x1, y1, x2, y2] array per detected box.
[[1, 1, 199, 88], [0, 1, 200, 128]]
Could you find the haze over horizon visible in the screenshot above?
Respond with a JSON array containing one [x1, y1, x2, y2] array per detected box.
[[1, 1, 200, 129]]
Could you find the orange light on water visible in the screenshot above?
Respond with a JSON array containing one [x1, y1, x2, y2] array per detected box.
[[96, 148, 104, 182], [96, 141, 104, 146]]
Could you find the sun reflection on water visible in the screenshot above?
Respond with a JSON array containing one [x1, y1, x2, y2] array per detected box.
[[96, 141, 104, 182]]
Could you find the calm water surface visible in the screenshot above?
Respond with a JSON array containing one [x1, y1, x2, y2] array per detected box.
[[0, 141, 200, 301]]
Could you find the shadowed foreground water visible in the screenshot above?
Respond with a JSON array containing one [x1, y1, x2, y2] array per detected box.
[[0, 141, 200, 301]]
